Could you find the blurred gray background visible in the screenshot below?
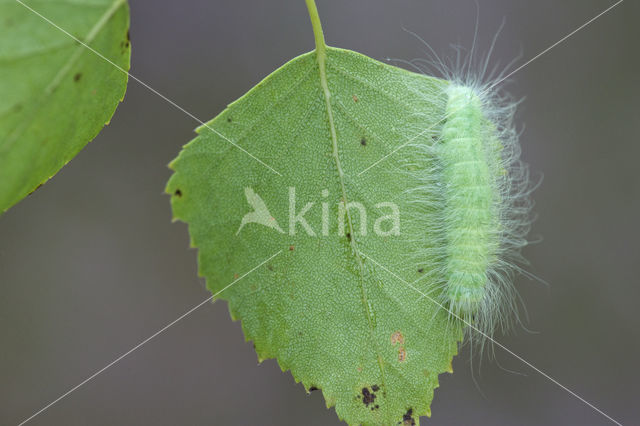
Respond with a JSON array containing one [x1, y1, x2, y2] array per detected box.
[[2, 0, 639, 424]]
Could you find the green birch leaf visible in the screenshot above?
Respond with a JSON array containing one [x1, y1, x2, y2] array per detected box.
[[0, 0, 130, 213], [167, 5, 462, 426]]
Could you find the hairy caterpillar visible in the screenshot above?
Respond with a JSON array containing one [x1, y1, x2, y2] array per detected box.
[[440, 85, 502, 317], [398, 28, 535, 351]]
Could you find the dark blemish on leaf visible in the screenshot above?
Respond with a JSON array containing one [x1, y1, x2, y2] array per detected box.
[[360, 137, 367, 146], [398, 347, 407, 362], [28, 183, 44, 196], [233, 273, 239, 280], [227, 117, 232, 123], [126, 30, 130, 41], [346, 232, 351, 241], [391, 331, 404, 346], [418, 268, 424, 273], [361, 387, 376, 407], [352, 94, 359, 102], [371, 385, 380, 392], [399, 408, 415, 426], [266, 264, 274, 271], [73, 73, 82, 82], [174, 189, 182, 197], [289, 245, 295, 251], [309, 386, 318, 392], [375, 405, 379, 409]]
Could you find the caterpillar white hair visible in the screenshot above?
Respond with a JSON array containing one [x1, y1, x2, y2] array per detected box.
[[395, 23, 536, 355]]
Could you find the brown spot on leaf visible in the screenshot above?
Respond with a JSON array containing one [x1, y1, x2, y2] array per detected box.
[[233, 273, 239, 280], [361, 387, 376, 407], [346, 232, 351, 241], [309, 386, 318, 392], [266, 264, 274, 271], [371, 384, 380, 392], [174, 189, 182, 197], [400, 408, 415, 426], [73, 73, 82, 82], [28, 183, 44, 196], [227, 117, 232, 123], [417, 268, 424, 273], [352, 94, 359, 102], [391, 331, 404, 346], [398, 347, 407, 362], [120, 37, 130, 52], [360, 137, 367, 146], [289, 245, 295, 251]]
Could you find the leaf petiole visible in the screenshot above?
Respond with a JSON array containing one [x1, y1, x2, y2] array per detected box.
[[305, 0, 327, 59]]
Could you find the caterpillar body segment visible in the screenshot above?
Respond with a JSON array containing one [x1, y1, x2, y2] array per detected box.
[[392, 29, 536, 352], [409, 78, 535, 347], [439, 85, 501, 318]]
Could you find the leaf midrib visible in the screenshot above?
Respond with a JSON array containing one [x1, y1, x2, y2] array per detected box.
[[314, 44, 388, 392]]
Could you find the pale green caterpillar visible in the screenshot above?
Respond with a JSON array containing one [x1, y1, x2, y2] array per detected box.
[[438, 83, 528, 342], [400, 39, 534, 349], [440, 85, 501, 316]]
